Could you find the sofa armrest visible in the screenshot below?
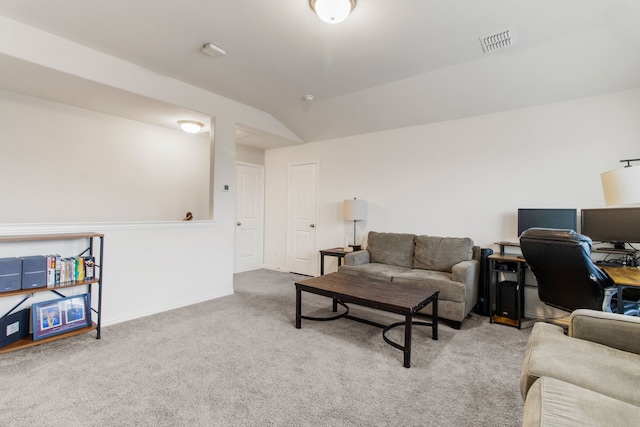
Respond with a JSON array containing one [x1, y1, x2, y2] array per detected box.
[[344, 250, 370, 266], [452, 259, 480, 311], [452, 259, 479, 285], [569, 309, 640, 355]]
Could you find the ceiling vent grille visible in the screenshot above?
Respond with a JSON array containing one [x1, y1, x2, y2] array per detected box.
[[480, 28, 517, 53]]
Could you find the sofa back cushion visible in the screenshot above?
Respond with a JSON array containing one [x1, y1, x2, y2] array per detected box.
[[413, 235, 474, 272], [367, 232, 416, 268]]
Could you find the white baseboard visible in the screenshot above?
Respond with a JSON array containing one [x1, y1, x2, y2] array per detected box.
[[101, 288, 234, 327]]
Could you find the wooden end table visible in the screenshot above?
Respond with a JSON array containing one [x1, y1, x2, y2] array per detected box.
[[319, 247, 351, 275]]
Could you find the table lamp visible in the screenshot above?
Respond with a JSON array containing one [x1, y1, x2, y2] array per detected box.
[[343, 197, 367, 251]]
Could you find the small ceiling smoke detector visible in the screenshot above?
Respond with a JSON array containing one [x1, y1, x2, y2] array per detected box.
[[201, 42, 226, 58], [479, 28, 517, 53], [303, 94, 315, 102]]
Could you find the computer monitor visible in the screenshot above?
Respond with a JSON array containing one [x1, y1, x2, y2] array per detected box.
[[580, 207, 640, 246], [517, 208, 577, 237]]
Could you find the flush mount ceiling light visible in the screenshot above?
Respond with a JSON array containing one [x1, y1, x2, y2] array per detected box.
[[178, 120, 204, 134], [309, 0, 356, 24]]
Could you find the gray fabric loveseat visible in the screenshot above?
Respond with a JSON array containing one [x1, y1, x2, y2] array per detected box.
[[521, 309, 640, 426], [338, 231, 480, 328]]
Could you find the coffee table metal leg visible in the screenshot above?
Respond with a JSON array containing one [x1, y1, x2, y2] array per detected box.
[[295, 288, 302, 329], [404, 314, 412, 368], [432, 297, 438, 340]]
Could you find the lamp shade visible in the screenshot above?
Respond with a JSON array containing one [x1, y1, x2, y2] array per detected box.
[[344, 198, 367, 221], [601, 166, 640, 206]]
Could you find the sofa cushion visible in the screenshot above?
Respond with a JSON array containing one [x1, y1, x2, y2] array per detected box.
[[521, 322, 640, 406], [413, 235, 474, 272], [338, 263, 410, 282], [392, 269, 465, 302], [366, 232, 416, 268], [523, 377, 640, 427]]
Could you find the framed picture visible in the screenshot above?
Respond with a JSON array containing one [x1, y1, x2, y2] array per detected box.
[[32, 293, 91, 341]]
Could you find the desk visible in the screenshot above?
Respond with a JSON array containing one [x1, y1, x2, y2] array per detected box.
[[319, 248, 351, 275], [495, 241, 520, 255], [602, 266, 640, 314]]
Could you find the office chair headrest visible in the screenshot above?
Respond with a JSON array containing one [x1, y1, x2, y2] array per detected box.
[[520, 228, 592, 251]]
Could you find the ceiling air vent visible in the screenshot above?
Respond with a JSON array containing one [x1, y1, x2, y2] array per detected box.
[[480, 28, 517, 53]]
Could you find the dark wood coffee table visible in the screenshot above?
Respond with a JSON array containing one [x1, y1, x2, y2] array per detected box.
[[295, 272, 438, 368]]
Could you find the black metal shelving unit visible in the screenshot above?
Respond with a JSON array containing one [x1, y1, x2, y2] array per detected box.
[[0, 232, 104, 353]]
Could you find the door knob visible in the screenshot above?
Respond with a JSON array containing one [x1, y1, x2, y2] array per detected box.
[[237, 222, 242, 226], [310, 224, 315, 228]]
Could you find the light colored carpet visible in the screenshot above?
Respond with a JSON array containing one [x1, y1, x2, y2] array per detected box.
[[0, 269, 531, 426]]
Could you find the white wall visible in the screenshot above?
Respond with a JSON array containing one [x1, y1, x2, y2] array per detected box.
[[0, 222, 234, 326], [0, 89, 210, 223], [0, 113, 238, 326], [0, 115, 237, 326], [264, 89, 640, 318], [236, 144, 265, 165], [0, 17, 246, 329]]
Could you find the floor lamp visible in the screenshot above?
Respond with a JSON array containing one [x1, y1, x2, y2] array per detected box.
[[601, 159, 640, 206], [344, 197, 367, 251]]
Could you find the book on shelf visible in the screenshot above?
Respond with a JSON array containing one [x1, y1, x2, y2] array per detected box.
[[75, 257, 85, 282], [35, 255, 96, 286], [84, 256, 95, 280], [46, 255, 56, 287], [46, 254, 66, 287], [67, 258, 75, 283], [54, 255, 61, 285]]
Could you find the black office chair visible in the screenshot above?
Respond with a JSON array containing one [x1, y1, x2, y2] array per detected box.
[[519, 228, 617, 313]]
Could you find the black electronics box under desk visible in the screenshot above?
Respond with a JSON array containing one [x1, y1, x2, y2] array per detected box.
[[496, 280, 524, 320]]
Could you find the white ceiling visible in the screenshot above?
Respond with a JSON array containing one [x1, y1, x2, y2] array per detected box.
[[1, 0, 640, 148]]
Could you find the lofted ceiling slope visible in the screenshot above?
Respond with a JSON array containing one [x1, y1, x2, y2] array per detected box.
[[0, 0, 640, 147]]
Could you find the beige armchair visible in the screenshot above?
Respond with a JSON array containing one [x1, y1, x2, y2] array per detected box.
[[521, 309, 640, 426]]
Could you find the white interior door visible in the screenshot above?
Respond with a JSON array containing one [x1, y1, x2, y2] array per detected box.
[[235, 163, 264, 273], [287, 162, 318, 276]]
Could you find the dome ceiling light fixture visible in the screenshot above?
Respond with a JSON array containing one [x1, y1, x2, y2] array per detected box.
[[177, 120, 204, 134], [309, 0, 356, 24]]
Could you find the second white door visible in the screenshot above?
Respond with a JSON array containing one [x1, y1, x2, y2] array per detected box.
[[235, 163, 264, 273]]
